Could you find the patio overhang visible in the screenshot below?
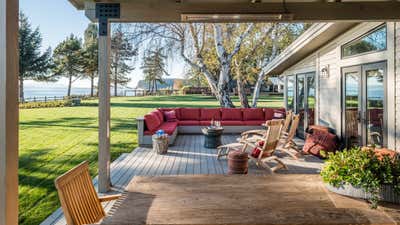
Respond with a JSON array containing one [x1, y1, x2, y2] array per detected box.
[[69, 0, 400, 23], [263, 22, 359, 76]]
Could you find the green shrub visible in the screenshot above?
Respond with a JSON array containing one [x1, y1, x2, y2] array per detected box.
[[20, 100, 72, 109], [321, 147, 400, 208]]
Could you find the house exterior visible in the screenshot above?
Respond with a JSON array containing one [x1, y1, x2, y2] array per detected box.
[[265, 22, 400, 151]]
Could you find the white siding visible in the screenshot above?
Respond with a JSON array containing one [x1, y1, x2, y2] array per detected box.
[[282, 22, 398, 150]]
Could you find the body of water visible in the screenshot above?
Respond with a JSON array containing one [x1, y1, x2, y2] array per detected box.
[[24, 87, 92, 98]]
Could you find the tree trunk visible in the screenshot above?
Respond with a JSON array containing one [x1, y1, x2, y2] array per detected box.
[[251, 76, 263, 108], [67, 74, 72, 97], [237, 75, 249, 108], [114, 67, 118, 97], [216, 62, 235, 108], [90, 74, 95, 97], [19, 77, 24, 102]]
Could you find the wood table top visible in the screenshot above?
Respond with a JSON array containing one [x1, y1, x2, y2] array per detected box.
[[100, 174, 400, 225]]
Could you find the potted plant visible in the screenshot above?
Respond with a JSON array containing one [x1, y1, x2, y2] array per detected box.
[[321, 147, 400, 208]]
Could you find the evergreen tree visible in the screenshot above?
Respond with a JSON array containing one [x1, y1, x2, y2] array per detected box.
[[111, 24, 137, 96], [53, 34, 83, 97], [82, 23, 98, 97], [18, 12, 53, 101], [141, 48, 168, 93]]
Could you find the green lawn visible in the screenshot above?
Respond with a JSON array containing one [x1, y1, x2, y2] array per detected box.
[[18, 94, 283, 225]]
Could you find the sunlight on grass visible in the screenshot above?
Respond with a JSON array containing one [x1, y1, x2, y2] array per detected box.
[[18, 94, 283, 225]]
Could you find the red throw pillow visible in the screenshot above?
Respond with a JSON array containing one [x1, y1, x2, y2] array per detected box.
[[251, 141, 265, 158], [164, 110, 177, 122], [144, 112, 161, 132], [303, 131, 338, 158]]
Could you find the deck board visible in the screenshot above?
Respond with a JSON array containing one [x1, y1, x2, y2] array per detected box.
[[41, 134, 323, 225]]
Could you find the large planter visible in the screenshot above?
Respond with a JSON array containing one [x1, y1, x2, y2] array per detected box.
[[325, 183, 400, 204]]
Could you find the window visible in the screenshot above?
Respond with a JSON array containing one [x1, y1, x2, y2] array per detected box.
[[342, 24, 387, 58], [286, 75, 294, 110]]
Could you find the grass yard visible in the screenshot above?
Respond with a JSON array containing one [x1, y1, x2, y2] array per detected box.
[[18, 94, 283, 225]]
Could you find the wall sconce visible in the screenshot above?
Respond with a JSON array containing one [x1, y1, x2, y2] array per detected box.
[[320, 65, 329, 79]]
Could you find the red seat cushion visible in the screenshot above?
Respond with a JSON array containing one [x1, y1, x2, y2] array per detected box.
[[242, 120, 265, 126], [178, 120, 200, 126], [221, 108, 242, 121], [144, 112, 162, 132], [154, 109, 164, 122], [144, 122, 178, 136], [264, 108, 274, 121], [221, 121, 244, 126], [243, 108, 264, 121], [200, 108, 221, 120], [200, 121, 215, 126], [180, 108, 200, 121]]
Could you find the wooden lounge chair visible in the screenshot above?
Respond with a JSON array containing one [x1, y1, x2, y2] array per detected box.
[[218, 119, 287, 173], [55, 161, 121, 225], [277, 114, 301, 159], [238, 110, 292, 143]]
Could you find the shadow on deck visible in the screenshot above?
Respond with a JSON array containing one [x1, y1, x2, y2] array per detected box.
[[41, 134, 323, 225]]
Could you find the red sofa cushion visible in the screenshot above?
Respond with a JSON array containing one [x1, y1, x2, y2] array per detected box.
[[242, 120, 265, 126], [221, 108, 242, 121], [154, 109, 164, 122], [144, 122, 178, 136], [200, 108, 221, 120], [243, 108, 264, 121], [221, 121, 244, 126], [264, 108, 275, 121], [163, 110, 177, 122], [178, 120, 200, 126], [144, 112, 162, 132], [180, 108, 200, 121], [302, 130, 338, 158]]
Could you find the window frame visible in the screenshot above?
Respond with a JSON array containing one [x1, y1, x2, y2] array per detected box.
[[341, 24, 387, 59]]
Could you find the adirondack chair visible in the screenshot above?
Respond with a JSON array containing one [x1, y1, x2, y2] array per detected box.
[[218, 119, 287, 173], [277, 114, 301, 159], [55, 161, 121, 225], [238, 110, 292, 143]]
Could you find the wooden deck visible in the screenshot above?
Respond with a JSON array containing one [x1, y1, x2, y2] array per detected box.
[[41, 134, 323, 225], [101, 175, 400, 225]]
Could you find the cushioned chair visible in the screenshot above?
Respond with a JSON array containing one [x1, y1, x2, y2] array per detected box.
[[55, 161, 121, 225]]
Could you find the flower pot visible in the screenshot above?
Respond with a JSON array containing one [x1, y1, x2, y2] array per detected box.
[[325, 183, 400, 204]]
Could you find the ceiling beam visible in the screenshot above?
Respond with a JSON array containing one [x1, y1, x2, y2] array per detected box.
[[82, 1, 400, 22]]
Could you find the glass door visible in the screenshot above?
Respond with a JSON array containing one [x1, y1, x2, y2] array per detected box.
[[295, 72, 315, 138], [342, 62, 386, 148]]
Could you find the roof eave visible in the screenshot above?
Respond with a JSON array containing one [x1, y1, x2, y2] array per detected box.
[[264, 22, 359, 76], [68, 0, 85, 10]]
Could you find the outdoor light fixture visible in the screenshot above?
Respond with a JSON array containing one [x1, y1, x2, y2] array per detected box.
[[181, 13, 294, 22]]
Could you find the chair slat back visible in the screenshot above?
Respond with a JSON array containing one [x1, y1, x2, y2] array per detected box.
[[262, 119, 284, 154], [55, 161, 105, 225], [287, 114, 300, 140], [282, 110, 293, 132]]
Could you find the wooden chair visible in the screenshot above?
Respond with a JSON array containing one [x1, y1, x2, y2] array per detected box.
[[218, 120, 287, 173], [55, 161, 121, 225], [238, 110, 292, 143], [241, 119, 287, 173], [277, 114, 301, 159]]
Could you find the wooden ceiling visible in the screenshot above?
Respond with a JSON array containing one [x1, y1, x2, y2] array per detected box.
[[69, 0, 400, 22]]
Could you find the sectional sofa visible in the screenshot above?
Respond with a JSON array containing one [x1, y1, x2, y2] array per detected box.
[[136, 107, 286, 146]]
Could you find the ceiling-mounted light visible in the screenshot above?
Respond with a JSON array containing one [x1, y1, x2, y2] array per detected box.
[[181, 13, 294, 22]]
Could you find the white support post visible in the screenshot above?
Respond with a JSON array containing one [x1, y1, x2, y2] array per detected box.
[[0, 0, 19, 224], [98, 22, 111, 193]]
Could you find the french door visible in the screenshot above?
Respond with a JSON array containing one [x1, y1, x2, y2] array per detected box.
[[342, 61, 387, 148], [296, 73, 316, 138]]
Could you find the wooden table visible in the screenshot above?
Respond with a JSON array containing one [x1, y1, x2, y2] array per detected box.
[[100, 175, 400, 225]]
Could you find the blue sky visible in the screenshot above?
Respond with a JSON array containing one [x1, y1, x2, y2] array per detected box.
[[20, 0, 185, 89]]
